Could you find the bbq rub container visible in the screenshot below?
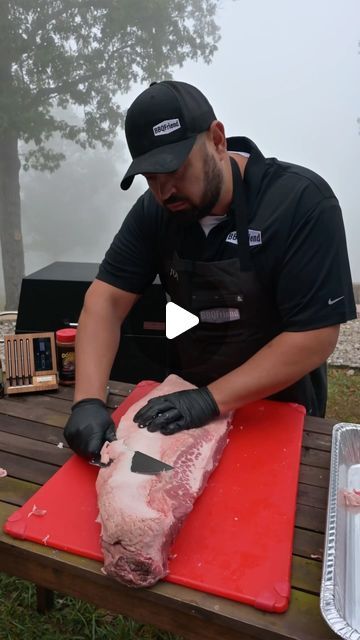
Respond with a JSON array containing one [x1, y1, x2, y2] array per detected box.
[[56, 328, 77, 385]]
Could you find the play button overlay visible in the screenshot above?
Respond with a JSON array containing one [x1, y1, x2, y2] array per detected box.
[[166, 302, 199, 339]]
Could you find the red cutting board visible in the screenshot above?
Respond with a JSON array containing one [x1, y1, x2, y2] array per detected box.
[[4, 381, 305, 612]]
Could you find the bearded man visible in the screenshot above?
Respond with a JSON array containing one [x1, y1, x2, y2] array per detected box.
[[64, 80, 356, 458]]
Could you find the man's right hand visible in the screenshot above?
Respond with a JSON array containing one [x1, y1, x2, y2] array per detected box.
[[64, 398, 117, 459]]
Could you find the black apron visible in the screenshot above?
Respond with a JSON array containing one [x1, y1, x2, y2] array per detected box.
[[159, 158, 326, 416]]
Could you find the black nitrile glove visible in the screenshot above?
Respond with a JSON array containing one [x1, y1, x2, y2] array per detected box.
[[133, 387, 219, 435], [64, 398, 117, 459]]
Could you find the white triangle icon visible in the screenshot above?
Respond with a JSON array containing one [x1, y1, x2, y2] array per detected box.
[[166, 302, 199, 339]]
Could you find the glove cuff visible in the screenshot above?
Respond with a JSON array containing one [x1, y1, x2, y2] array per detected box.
[[72, 398, 106, 411], [199, 387, 220, 417]]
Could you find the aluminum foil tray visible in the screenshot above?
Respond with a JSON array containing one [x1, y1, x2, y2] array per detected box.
[[321, 422, 360, 639]]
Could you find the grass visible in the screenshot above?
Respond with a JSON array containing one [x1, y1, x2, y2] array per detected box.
[[0, 573, 181, 640], [0, 365, 359, 639], [327, 366, 360, 423]]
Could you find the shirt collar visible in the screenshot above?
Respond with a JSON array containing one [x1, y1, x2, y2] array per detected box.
[[226, 136, 268, 213]]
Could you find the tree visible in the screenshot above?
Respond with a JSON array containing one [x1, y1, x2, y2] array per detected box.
[[0, 0, 220, 309]]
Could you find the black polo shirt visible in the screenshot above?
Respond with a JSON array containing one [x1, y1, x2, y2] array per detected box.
[[98, 137, 356, 330], [97, 137, 356, 414]]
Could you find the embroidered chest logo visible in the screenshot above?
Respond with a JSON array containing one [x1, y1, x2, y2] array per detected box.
[[328, 296, 344, 305], [153, 119, 181, 136], [225, 229, 262, 247], [248, 229, 262, 246], [226, 231, 238, 245]]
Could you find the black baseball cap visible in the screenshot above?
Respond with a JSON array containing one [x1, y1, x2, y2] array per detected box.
[[120, 80, 216, 190]]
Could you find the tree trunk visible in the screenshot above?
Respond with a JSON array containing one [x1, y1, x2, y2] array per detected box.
[[0, 130, 25, 310], [0, 0, 25, 310]]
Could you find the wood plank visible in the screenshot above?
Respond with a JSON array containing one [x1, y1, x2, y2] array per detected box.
[[303, 416, 336, 435], [0, 413, 68, 445], [293, 528, 324, 562], [0, 431, 71, 465], [0, 503, 337, 640], [290, 555, 322, 594], [50, 382, 134, 401], [0, 386, 130, 418], [107, 381, 135, 396], [300, 448, 330, 469], [0, 398, 68, 427], [301, 431, 332, 452], [295, 504, 326, 533], [0, 451, 61, 484], [8, 393, 72, 414], [297, 483, 328, 509], [0, 476, 39, 506], [46, 385, 75, 400], [298, 465, 329, 488]]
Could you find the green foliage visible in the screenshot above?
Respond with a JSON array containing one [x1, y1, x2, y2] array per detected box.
[[0, 0, 220, 171], [0, 573, 182, 639], [23, 146, 66, 172]]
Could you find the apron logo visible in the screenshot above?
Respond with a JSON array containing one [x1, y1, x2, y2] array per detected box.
[[225, 230, 262, 246], [200, 308, 240, 323], [153, 119, 181, 136]]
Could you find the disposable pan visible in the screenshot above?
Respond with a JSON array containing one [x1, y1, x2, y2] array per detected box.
[[321, 422, 360, 639]]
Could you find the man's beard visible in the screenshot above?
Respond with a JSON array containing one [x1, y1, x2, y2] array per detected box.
[[193, 151, 223, 220], [165, 152, 223, 224]]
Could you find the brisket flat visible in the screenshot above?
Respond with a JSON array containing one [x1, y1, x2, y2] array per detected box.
[[96, 375, 231, 587]]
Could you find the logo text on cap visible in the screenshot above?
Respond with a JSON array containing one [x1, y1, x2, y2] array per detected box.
[[153, 119, 181, 136]]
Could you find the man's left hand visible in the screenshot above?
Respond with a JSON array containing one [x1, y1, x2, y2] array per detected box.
[[133, 387, 220, 435]]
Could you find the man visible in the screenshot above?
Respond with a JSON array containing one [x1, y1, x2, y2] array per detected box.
[[64, 80, 356, 459]]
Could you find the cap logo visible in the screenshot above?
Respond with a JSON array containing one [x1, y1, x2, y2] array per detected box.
[[153, 118, 181, 136]]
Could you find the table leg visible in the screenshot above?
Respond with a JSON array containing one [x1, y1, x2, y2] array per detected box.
[[36, 585, 55, 612]]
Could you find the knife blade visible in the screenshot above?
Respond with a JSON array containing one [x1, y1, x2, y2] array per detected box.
[[130, 450, 174, 475], [88, 419, 173, 473], [89, 448, 173, 474]]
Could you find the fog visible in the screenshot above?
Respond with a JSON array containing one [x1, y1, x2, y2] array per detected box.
[[1, 0, 359, 307]]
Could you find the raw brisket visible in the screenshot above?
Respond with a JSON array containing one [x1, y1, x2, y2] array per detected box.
[[96, 374, 231, 587]]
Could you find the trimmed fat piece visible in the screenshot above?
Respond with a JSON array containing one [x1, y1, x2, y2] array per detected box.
[[344, 489, 360, 507], [96, 374, 232, 587]]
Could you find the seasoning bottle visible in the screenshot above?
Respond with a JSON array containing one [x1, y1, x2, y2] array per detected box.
[[56, 328, 77, 385]]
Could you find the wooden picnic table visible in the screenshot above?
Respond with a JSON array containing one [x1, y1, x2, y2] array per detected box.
[[0, 381, 338, 640]]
